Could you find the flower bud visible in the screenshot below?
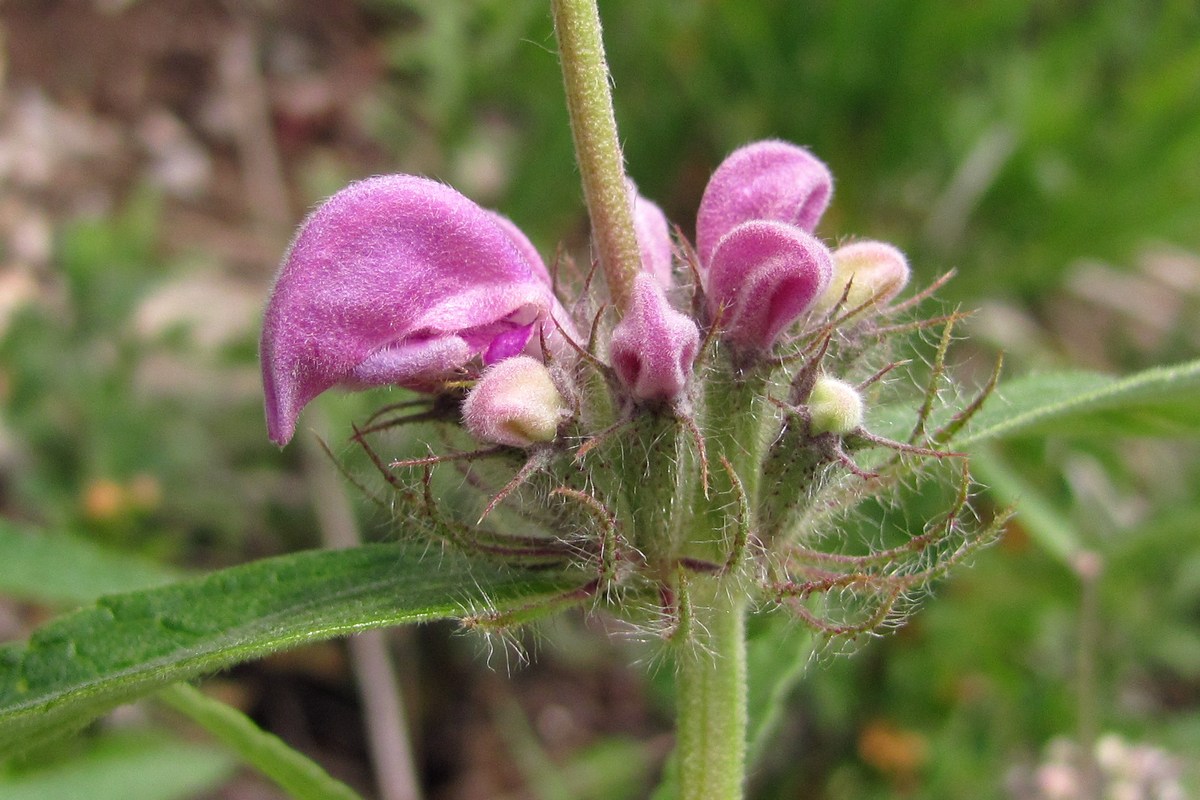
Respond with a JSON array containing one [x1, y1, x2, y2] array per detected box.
[[815, 241, 910, 316], [705, 220, 832, 351], [462, 356, 567, 447], [807, 376, 863, 435], [614, 275, 700, 402], [627, 181, 674, 289], [609, 273, 700, 404]]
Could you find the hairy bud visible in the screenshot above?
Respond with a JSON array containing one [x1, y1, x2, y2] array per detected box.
[[705, 221, 832, 351], [462, 356, 567, 447], [816, 241, 910, 316], [610, 274, 700, 404], [808, 376, 864, 435]]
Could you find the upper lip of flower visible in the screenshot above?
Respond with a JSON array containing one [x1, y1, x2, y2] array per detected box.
[[696, 138, 833, 265], [260, 174, 566, 446]]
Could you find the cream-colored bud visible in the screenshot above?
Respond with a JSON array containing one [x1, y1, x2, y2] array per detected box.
[[462, 356, 567, 447], [816, 241, 910, 316]]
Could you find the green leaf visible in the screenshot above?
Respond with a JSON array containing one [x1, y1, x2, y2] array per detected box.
[[0, 732, 235, 800], [955, 358, 1200, 445], [969, 448, 1085, 566], [745, 612, 816, 764], [0, 522, 182, 606], [0, 543, 581, 756], [158, 684, 363, 800]]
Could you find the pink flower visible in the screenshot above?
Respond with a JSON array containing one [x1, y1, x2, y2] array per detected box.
[[261, 175, 567, 445], [628, 180, 674, 289], [260, 142, 858, 444], [695, 140, 835, 351]]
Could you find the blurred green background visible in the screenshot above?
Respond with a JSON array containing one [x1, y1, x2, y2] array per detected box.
[[1, 0, 1197, 798]]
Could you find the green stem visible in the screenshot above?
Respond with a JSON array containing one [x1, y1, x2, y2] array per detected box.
[[621, 413, 694, 568], [691, 369, 771, 564], [552, 8, 758, 797], [158, 683, 365, 800], [551, 0, 642, 310], [670, 369, 772, 800], [676, 579, 748, 800]]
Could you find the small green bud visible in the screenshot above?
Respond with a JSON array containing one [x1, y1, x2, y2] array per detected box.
[[808, 376, 864, 435]]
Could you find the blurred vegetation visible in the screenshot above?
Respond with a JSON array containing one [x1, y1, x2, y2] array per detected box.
[[1, 0, 1198, 798], [371, 0, 1200, 300]]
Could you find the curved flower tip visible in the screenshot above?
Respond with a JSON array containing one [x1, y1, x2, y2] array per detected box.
[[609, 273, 700, 404], [816, 240, 910, 315], [706, 220, 833, 351], [627, 181, 673, 288], [261, 175, 554, 446], [696, 139, 833, 266], [462, 356, 567, 447]]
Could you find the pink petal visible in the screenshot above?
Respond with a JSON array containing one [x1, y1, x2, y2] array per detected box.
[[487, 210, 553, 289], [696, 140, 833, 266], [628, 181, 674, 288], [486, 209, 585, 362], [609, 273, 700, 403], [706, 220, 833, 351], [347, 335, 473, 387], [261, 175, 552, 445]]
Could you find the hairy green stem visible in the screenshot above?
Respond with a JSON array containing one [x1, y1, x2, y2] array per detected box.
[[676, 579, 748, 800], [551, 0, 642, 310], [552, 4, 761, 796], [621, 413, 695, 569], [692, 369, 772, 564], [667, 369, 774, 800]]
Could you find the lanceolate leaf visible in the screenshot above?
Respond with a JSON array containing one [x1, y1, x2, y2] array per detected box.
[[157, 684, 363, 800], [745, 613, 816, 765], [954, 358, 1200, 445], [0, 732, 235, 800], [0, 543, 581, 756]]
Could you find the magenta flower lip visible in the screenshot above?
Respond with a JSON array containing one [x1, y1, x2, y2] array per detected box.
[[261, 175, 560, 446], [705, 220, 833, 351], [696, 139, 833, 267]]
